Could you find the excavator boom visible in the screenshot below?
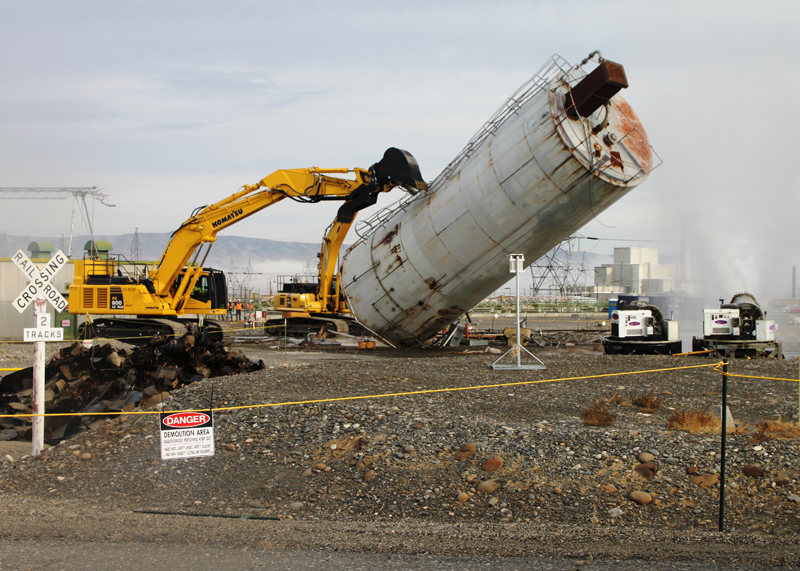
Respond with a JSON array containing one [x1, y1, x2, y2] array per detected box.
[[68, 148, 426, 341]]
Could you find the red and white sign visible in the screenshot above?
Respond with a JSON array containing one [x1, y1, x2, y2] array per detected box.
[[162, 412, 211, 428], [159, 410, 214, 460]]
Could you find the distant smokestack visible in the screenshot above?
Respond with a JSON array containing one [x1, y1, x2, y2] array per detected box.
[[793, 266, 796, 299], [680, 218, 690, 292]]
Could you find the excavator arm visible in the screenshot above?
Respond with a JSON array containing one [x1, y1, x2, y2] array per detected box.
[[147, 147, 426, 313]]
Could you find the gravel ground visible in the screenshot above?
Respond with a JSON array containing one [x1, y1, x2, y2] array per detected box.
[[2, 340, 800, 566]]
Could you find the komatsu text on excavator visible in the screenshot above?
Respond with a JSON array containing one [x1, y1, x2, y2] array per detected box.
[[69, 148, 426, 342]]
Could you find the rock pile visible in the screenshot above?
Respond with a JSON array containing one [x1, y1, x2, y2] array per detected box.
[[0, 334, 264, 442]]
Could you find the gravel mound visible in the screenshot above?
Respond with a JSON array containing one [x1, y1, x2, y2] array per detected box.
[[2, 343, 800, 564]]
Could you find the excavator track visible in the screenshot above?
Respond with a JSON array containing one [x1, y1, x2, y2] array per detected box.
[[79, 317, 233, 346], [263, 316, 367, 338], [78, 318, 187, 345]]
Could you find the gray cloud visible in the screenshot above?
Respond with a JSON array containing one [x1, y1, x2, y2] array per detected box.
[[1, 0, 799, 305]]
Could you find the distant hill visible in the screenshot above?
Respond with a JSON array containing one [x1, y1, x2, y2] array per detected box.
[[0, 232, 323, 272], [1, 232, 614, 284]]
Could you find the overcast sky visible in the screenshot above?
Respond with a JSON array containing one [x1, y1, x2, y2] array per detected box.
[[2, 1, 799, 297]]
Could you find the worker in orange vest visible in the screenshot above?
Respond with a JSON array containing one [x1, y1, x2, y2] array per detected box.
[[235, 300, 242, 320]]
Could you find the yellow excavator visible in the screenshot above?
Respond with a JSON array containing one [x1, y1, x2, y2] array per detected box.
[[69, 148, 426, 342]]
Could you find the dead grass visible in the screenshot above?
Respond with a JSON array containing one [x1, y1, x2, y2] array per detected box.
[[752, 419, 800, 442], [666, 410, 721, 434], [606, 393, 631, 407], [582, 401, 616, 427], [632, 390, 660, 413]]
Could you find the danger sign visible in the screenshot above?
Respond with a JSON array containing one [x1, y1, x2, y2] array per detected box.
[[159, 410, 215, 460]]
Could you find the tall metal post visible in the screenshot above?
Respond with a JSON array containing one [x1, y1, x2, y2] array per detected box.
[[31, 298, 47, 456], [515, 257, 522, 368], [719, 359, 729, 532], [492, 254, 545, 371]]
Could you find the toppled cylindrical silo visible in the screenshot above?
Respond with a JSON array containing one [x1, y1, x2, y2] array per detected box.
[[341, 52, 658, 346]]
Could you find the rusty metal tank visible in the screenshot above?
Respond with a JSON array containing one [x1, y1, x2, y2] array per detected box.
[[341, 52, 659, 346]]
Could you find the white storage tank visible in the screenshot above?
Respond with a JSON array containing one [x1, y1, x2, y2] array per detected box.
[[341, 52, 658, 345]]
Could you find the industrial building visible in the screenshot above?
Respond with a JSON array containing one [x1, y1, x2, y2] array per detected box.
[[592, 247, 678, 298]]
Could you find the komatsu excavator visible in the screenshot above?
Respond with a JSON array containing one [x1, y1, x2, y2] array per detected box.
[[69, 148, 426, 342]]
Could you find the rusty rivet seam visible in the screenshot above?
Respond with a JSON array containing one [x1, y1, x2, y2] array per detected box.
[[1, 363, 739, 419]]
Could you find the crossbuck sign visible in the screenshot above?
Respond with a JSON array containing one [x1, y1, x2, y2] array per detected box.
[[11, 249, 69, 313]]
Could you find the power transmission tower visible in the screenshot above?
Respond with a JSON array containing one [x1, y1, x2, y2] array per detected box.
[[0, 187, 115, 257], [0, 232, 7, 258], [529, 236, 588, 299], [130, 227, 142, 260]]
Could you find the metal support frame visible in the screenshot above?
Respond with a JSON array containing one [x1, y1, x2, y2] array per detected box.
[[0, 187, 115, 258], [493, 254, 546, 371]]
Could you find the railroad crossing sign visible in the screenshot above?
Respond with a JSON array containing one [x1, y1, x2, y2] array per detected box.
[[11, 249, 69, 313]]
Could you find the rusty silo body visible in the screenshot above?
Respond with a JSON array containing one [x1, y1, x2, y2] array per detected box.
[[341, 52, 658, 346]]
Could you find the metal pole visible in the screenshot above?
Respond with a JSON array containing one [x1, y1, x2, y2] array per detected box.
[[31, 298, 47, 456], [515, 256, 521, 367], [719, 358, 729, 532], [68, 195, 77, 258]]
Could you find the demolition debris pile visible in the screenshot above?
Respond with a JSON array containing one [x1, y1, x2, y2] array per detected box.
[[0, 334, 264, 442]]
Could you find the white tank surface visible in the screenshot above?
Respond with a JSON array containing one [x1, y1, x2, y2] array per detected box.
[[341, 52, 659, 346]]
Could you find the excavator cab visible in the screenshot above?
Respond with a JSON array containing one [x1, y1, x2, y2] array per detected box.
[[173, 268, 227, 311]]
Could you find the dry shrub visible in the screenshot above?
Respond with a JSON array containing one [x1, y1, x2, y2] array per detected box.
[[582, 401, 616, 426], [606, 393, 622, 405], [666, 410, 720, 434], [632, 390, 660, 413], [752, 419, 800, 442]]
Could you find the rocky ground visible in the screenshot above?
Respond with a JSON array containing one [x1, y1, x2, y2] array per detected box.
[[2, 338, 800, 566]]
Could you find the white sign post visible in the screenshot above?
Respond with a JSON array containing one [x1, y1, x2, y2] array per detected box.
[[14, 249, 68, 456]]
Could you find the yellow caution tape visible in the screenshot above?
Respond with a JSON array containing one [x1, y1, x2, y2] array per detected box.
[[672, 349, 718, 356], [0, 362, 723, 419], [712, 363, 799, 383], [0, 368, 24, 371]]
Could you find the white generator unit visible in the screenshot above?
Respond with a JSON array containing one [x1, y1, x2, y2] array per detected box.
[[703, 309, 740, 337], [611, 309, 654, 339], [604, 301, 681, 355], [693, 292, 782, 358]]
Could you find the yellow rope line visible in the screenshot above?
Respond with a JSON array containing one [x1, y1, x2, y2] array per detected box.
[[721, 372, 798, 383], [0, 368, 23, 371], [0, 362, 723, 419], [711, 362, 799, 382], [0, 324, 266, 344], [672, 349, 717, 357]]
